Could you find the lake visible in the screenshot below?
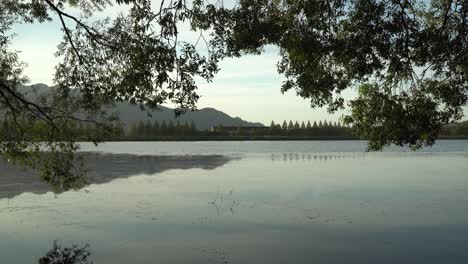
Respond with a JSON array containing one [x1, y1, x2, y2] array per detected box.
[[1, 140, 468, 263]]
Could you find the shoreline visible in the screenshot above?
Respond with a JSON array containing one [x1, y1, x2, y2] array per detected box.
[[94, 137, 468, 142]]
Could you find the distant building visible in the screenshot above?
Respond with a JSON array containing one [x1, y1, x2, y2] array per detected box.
[[209, 125, 268, 135]]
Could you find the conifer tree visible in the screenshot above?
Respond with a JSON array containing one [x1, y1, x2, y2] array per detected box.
[[152, 121, 160, 137], [175, 120, 182, 136], [114, 122, 125, 139], [294, 121, 300, 129], [190, 121, 197, 134], [236, 124, 243, 136], [282, 121, 288, 131], [136, 121, 145, 139], [217, 123, 224, 133], [182, 121, 190, 136], [269, 121, 276, 135], [128, 123, 137, 138], [160, 121, 168, 136], [144, 120, 152, 138], [167, 121, 175, 135]]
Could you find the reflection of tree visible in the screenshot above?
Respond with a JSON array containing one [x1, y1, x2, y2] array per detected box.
[[38, 241, 92, 264], [0, 154, 233, 199], [274, 153, 366, 163]]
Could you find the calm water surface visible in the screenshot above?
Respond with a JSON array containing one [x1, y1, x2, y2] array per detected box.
[[1, 140, 468, 263]]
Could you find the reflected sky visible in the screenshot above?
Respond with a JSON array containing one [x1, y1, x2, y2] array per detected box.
[[1, 142, 468, 263]]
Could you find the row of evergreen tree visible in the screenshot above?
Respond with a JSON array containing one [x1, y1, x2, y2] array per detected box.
[[271, 120, 348, 130], [127, 120, 197, 138], [211, 120, 353, 137], [122, 119, 468, 139], [272, 120, 349, 136], [266, 120, 351, 137], [3, 118, 466, 140], [440, 121, 468, 137]]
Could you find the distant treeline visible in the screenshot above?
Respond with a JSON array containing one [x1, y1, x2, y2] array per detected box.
[[0, 119, 124, 141], [1, 119, 467, 141], [113, 119, 468, 140], [127, 120, 198, 138], [122, 120, 355, 140], [212, 120, 352, 137], [440, 121, 468, 138]]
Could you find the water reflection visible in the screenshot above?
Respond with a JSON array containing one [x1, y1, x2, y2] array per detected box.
[[0, 153, 233, 199], [268, 152, 459, 162], [38, 241, 92, 264], [209, 188, 240, 216], [270, 152, 367, 162]]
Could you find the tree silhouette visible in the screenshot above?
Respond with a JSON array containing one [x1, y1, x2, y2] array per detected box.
[[294, 121, 300, 130], [190, 121, 197, 134], [144, 120, 152, 139], [269, 121, 276, 135], [181, 121, 189, 136], [152, 121, 160, 137], [38, 241, 92, 264], [236, 124, 243, 136], [160, 121, 168, 136]]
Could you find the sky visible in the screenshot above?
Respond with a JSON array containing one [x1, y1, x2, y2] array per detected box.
[[8, 1, 355, 125]]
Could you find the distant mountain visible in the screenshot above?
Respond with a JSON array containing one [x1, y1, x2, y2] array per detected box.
[[17, 84, 264, 130], [114, 103, 264, 130]]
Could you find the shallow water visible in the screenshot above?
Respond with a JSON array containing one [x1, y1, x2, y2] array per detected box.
[[1, 141, 468, 263]]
